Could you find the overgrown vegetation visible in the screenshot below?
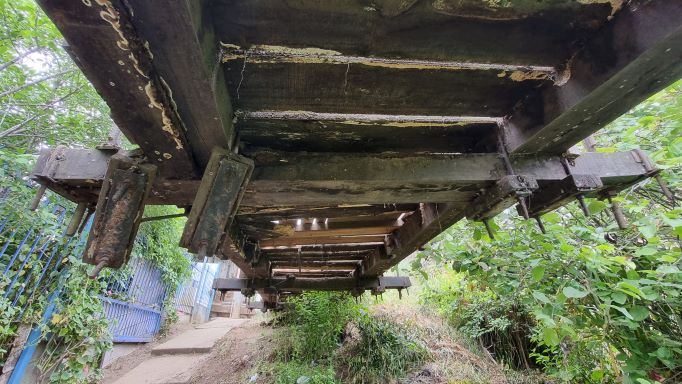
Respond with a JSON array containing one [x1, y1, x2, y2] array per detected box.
[[414, 82, 682, 383], [335, 314, 428, 383], [267, 292, 429, 384]]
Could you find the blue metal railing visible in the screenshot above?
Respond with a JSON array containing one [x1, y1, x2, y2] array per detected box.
[[99, 258, 167, 342]]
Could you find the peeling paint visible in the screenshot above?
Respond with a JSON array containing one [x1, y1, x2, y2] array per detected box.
[[243, 110, 502, 124], [577, 0, 623, 16], [509, 70, 552, 82], [220, 43, 556, 78], [92, 0, 130, 52], [144, 82, 184, 149]]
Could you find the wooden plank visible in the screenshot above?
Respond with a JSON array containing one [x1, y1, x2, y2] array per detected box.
[[212, 0, 614, 65], [263, 244, 381, 256], [127, 1, 234, 167], [505, 1, 682, 154], [238, 119, 497, 154], [259, 236, 387, 248], [287, 226, 396, 239], [237, 205, 415, 222], [224, 58, 548, 116], [37, 0, 196, 177], [365, 203, 464, 276], [213, 276, 411, 292]]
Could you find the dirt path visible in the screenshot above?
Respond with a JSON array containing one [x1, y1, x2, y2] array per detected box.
[[188, 320, 275, 384]]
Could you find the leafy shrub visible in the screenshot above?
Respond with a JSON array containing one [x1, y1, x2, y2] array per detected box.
[[272, 362, 338, 384], [274, 291, 360, 362], [414, 81, 682, 383], [336, 314, 429, 384]]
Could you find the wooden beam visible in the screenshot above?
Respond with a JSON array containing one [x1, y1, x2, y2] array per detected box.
[[213, 276, 411, 292], [505, 1, 682, 154], [212, 0, 613, 66], [363, 203, 464, 276], [223, 57, 549, 116], [126, 1, 234, 167], [32, 148, 653, 206], [259, 236, 387, 248], [37, 0, 196, 177], [237, 205, 415, 222]]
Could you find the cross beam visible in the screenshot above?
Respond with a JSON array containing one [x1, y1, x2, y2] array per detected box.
[[31, 148, 653, 206], [213, 276, 411, 293]]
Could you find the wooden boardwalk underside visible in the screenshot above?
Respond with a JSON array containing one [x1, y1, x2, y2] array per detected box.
[[32, 0, 682, 305]]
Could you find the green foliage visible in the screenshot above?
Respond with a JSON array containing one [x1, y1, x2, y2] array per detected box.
[[272, 362, 338, 384], [271, 292, 429, 384], [335, 314, 429, 384], [36, 261, 112, 383], [135, 205, 191, 292], [414, 82, 682, 383], [275, 291, 360, 362], [0, 0, 111, 149]]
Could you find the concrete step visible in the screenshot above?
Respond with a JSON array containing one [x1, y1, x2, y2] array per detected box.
[[151, 318, 246, 355], [110, 354, 206, 384]]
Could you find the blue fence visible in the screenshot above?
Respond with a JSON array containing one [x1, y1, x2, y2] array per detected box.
[[0, 193, 84, 324], [174, 257, 220, 321], [99, 258, 167, 342]]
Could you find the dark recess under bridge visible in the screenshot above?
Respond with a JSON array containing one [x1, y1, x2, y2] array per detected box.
[[30, 0, 681, 309]]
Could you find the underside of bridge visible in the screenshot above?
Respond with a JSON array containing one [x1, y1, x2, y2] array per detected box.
[[31, 0, 681, 308]]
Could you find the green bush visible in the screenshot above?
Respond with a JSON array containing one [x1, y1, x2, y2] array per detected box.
[[336, 314, 429, 384], [274, 291, 360, 362], [414, 81, 682, 383]]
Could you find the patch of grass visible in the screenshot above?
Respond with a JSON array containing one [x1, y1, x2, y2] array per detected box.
[[272, 362, 338, 384], [336, 313, 429, 384]]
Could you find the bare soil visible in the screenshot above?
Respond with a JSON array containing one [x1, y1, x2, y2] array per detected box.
[[188, 320, 275, 384]]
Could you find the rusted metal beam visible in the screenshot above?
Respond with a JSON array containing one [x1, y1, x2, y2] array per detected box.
[[504, 0, 682, 155]]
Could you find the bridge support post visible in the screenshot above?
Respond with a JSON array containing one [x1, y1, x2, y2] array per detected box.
[[82, 155, 157, 276], [180, 148, 253, 257]]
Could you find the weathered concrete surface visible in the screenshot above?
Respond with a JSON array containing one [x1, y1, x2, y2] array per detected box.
[[151, 318, 246, 355], [109, 318, 248, 383], [110, 354, 206, 384]]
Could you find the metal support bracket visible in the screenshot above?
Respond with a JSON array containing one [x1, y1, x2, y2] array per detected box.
[[82, 155, 157, 275]]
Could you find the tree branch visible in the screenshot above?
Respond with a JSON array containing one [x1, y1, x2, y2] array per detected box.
[[0, 69, 74, 99], [0, 47, 41, 72]]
